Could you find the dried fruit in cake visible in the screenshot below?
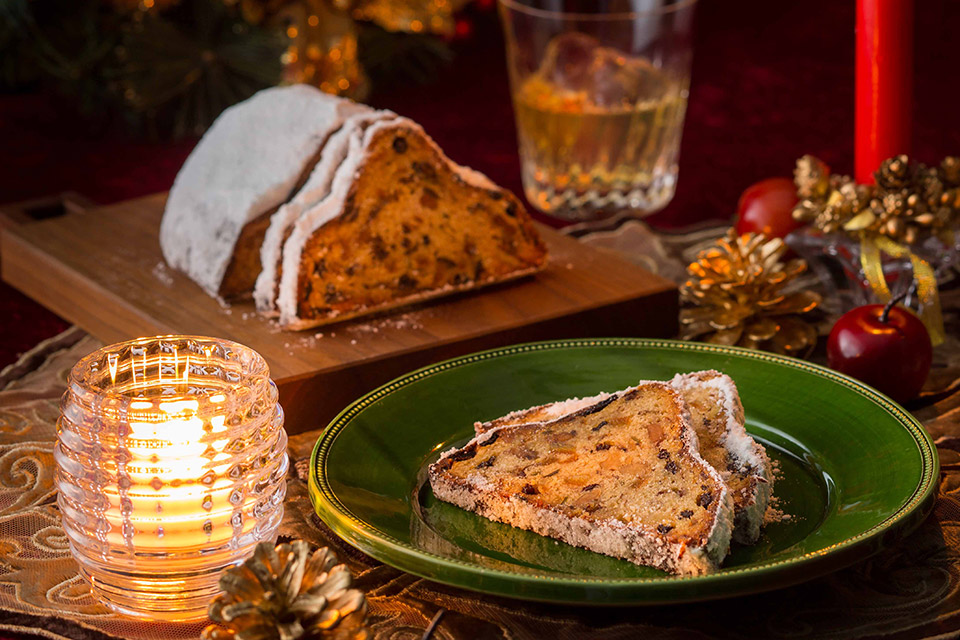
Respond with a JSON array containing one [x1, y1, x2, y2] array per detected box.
[[429, 383, 734, 576], [273, 117, 548, 330], [476, 370, 773, 544], [254, 110, 396, 315], [160, 85, 370, 299]]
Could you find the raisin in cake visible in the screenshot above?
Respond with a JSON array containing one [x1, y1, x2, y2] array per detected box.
[[477, 370, 772, 544], [273, 116, 548, 330], [160, 85, 370, 298], [253, 110, 396, 314], [429, 383, 734, 576]]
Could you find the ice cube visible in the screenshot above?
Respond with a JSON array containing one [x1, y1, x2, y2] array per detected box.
[[538, 32, 603, 93], [589, 49, 668, 108], [536, 32, 669, 108]]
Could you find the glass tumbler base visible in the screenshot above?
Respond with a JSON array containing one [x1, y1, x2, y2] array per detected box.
[[522, 170, 677, 223]]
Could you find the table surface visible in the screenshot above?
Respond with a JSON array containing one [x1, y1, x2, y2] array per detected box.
[[0, 280, 957, 640], [3, 0, 960, 368]]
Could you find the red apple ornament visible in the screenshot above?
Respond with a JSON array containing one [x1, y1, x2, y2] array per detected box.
[[827, 295, 932, 404], [735, 177, 803, 239]]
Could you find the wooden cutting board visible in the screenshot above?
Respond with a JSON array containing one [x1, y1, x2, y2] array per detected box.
[[1, 193, 678, 434]]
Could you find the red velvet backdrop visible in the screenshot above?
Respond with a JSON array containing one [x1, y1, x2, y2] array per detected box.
[[2, 0, 960, 370]]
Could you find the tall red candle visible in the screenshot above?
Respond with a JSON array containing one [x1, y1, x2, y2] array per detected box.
[[855, 0, 914, 184]]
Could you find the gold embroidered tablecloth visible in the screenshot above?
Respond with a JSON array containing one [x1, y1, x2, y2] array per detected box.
[[1, 274, 959, 639]]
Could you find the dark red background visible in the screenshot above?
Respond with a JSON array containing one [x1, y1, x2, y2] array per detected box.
[[2, 0, 959, 371]]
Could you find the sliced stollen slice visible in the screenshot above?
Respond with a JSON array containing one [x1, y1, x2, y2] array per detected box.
[[475, 370, 773, 544], [430, 383, 734, 576], [160, 85, 370, 299], [669, 371, 772, 544], [253, 109, 396, 315], [274, 116, 548, 330]]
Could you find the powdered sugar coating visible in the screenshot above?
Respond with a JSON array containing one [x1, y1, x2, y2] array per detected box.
[[669, 371, 772, 543], [669, 372, 762, 472], [254, 110, 394, 313], [473, 393, 614, 432], [160, 85, 367, 296]]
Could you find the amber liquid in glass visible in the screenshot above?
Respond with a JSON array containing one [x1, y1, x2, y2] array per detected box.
[[512, 34, 688, 220]]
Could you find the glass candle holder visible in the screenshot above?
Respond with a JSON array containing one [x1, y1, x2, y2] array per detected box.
[[55, 336, 288, 621]]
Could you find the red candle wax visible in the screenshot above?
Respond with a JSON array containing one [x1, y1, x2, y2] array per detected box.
[[855, 0, 914, 184]]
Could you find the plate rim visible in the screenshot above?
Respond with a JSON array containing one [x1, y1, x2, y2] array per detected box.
[[308, 338, 938, 596]]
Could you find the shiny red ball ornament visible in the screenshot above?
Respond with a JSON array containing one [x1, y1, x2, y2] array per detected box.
[[735, 177, 803, 239], [453, 18, 473, 39], [827, 298, 932, 404]]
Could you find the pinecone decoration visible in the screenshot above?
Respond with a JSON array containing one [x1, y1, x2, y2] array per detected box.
[[874, 154, 913, 190], [680, 229, 821, 356], [202, 541, 370, 640], [794, 154, 831, 200], [940, 156, 960, 186], [792, 156, 870, 234], [793, 154, 960, 245]]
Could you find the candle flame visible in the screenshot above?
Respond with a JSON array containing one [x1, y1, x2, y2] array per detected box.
[[108, 353, 119, 386]]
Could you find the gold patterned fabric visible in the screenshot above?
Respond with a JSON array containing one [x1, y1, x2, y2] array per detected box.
[[1, 295, 960, 639]]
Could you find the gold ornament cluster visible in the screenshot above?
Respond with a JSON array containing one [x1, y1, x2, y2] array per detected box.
[[680, 230, 821, 356], [792, 154, 960, 245], [227, 0, 469, 100], [202, 541, 370, 640]]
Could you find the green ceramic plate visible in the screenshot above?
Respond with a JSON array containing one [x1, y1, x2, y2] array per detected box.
[[308, 339, 938, 604]]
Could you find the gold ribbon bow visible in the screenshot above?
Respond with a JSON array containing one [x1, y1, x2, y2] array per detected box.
[[859, 236, 946, 345]]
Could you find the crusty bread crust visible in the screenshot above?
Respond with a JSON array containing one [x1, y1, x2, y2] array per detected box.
[[670, 371, 772, 544], [430, 384, 734, 576], [281, 264, 543, 331]]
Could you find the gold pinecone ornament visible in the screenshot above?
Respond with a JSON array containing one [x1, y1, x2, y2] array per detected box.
[[792, 154, 960, 245], [202, 541, 370, 640], [680, 230, 821, 356], [792, 155, 871, 234]]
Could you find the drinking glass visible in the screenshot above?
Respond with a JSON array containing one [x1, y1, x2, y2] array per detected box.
[[499, 0, 697, 222]]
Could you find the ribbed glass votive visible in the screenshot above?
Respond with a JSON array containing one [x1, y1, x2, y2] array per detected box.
[[55, 336, 288, 621]]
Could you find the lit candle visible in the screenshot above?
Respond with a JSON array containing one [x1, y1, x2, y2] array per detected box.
[[56, 336, 288, 621], [855, 0, 913, 184]]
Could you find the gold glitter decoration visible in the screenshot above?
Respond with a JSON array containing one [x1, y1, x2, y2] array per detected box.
[[680, 229, 821, 356], [110, 0, 179, 11], [226, 0, 469, 99], [202, 541, 370, 640], [792, 154, 960, 245], [225, 0, 367, 99], [279, 0, 368, 99], [334, 0, 470, 36]]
